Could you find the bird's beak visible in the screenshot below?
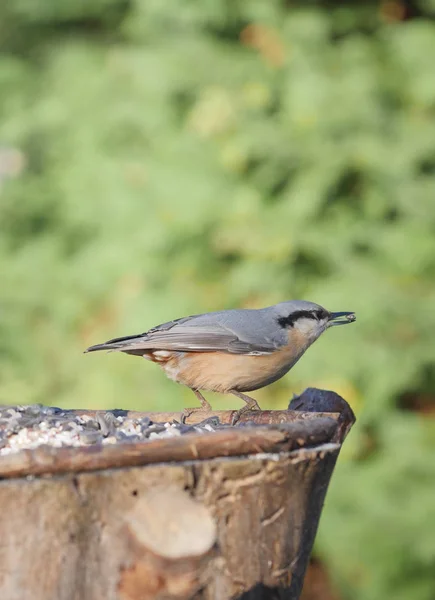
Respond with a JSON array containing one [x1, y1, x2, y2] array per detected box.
[[328, 311, 356, 326]]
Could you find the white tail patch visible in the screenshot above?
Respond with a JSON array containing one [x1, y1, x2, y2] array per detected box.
[[152, 350, 172, 362]]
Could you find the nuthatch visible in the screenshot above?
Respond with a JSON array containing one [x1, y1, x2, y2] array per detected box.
[[85, 300, 356, 419]]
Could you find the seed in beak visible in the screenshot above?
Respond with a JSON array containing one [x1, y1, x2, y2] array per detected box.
[[329, 311, 356, 326]]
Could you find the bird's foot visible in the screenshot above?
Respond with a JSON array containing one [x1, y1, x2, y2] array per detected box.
[[182, 389, 212, 423], [181, 406, 212, 424], [230, 401, 261, 426], [230, 391, 261, 425]]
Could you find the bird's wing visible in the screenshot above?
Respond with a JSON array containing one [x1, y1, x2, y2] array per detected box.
[[85, 314, 280, 355]]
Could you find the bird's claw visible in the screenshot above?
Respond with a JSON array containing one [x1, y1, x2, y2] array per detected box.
[[181, 406, 212, 424], [231, 401, 261, 426]]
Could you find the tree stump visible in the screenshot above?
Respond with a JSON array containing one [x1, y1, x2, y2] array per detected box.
[[0, 389, 355, 600]]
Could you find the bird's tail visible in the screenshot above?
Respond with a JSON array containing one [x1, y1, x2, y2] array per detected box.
[[84, 343, 118, 353], [84, 332, 146, 353]]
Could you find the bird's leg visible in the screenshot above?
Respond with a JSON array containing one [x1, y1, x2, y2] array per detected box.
[[230, 390, 261, 425], [192, 389, 212, 410], [181, 389, 212, 423], [231, 390, 261, 410]]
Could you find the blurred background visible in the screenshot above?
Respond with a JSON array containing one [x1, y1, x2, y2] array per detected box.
[[0, 0, 434, 598]]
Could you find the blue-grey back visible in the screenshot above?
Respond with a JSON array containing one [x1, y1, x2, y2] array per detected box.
[[162, 300, 324, 349]]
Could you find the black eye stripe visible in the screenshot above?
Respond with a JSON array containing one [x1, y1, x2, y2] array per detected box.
[[277, 309, 329, 328], [277, 310, 316, 328]]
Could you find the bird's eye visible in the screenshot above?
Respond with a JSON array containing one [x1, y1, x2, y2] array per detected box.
[[314, 309, 328, 320]]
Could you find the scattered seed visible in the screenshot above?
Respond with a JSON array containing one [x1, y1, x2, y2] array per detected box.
[[0, 405, 236, 456], [96, 413, 117, 437], [79, 430, 103, 445]]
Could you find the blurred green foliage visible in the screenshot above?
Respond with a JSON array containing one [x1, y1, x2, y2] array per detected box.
[[0, 1, 434, 598]]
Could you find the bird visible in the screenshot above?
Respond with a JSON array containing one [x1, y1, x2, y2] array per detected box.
[[85, 300, 356, 421]]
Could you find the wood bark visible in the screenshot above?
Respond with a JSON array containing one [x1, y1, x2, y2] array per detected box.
[[0, 415, 337, 479], [0, 389, 355, 600]]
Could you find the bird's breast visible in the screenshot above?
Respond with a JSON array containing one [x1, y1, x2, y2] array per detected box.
[[150, 333, 309, 393]]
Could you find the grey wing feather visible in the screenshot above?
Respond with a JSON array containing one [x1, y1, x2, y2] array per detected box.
[[114, 327, 274, 354], [86, 311, 282, 355]]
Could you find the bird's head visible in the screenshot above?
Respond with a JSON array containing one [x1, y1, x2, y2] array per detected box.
[[273, 300, 356, 344]]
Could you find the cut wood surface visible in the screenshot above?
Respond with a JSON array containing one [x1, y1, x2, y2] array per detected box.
[[0, 388, 356, 600]]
